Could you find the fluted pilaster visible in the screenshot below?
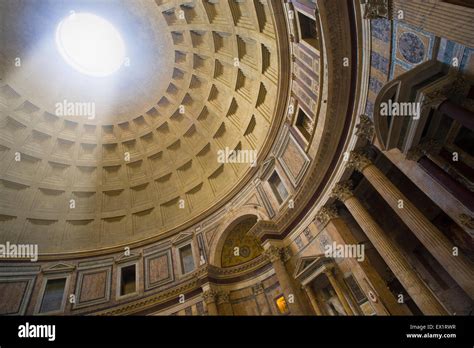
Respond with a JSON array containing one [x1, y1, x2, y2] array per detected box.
[[202, 288, 218, 316], [216, 291, 233, 316], [252, 282, 271, 315]]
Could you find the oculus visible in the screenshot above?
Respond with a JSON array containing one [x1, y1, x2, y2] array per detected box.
[[56, 12, 126, 77]]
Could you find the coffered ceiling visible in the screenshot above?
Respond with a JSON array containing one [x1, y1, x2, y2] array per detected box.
[[0, 0, 284, 254]]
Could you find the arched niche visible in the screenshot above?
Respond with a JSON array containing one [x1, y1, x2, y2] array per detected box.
[[208, 207, 266, 267], [220, 216, 263, 268], [208, 205, 269, 267]]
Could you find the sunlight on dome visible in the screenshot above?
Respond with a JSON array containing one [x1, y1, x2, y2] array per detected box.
[[56, 12, 126, 77]]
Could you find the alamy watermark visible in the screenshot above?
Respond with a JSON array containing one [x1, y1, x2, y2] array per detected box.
[[55, 99, 96, 120], [18, 323, 55, 341], [0, 241, 38, 262], [217, 147, 257, 167], [324, 242, 365, 262], [380, 100, 420, 120]]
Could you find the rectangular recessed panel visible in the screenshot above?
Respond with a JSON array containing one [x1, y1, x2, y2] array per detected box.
[[80, 271, 107, 303], [0, 281, 28, 314]]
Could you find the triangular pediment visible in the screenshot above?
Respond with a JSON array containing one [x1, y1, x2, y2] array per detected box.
[[294, 255, 320, 277], [259, 156, 276, 180], [171, 231, 194, 245], [293, 254, 334, 281], [115, 250, 141, 263], [42, 262, 75, 274], [205, 226, 218, 246], [244, 193, 260, 207]]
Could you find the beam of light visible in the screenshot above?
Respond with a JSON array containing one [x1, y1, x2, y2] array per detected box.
[[56, 12, 126, 77]]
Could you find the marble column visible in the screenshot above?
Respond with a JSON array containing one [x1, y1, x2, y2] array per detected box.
[[202, 288, 218, 316], [348, 150, 474, 299], [324, 269, 354, 315], [216, 291, 233, 316], [332, 181, 448, 315], [263, 244, 304, 315], [316, 204, 410, 315], [383, 147, 474, 234], [303, 284, 323, 315], [407, 142, 474, 211]]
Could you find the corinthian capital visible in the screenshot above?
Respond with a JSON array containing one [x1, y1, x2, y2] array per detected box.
[[347, 150, 372, 172], [263, 245, 282, 263], [406, 139, 442, 162], [362, 0, 391, 19], [281, 246, 292, 262], [332, 181, 354, 202], [202, 289, 217, 304], [252, 282, 265, 295], [459, 214, 474, 230], [422, 75, 470, 110], [316, 204, 339, 226], [422, 89, 448, 110], [355, 114, 374, 142], [216, 291, 230, 305]]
